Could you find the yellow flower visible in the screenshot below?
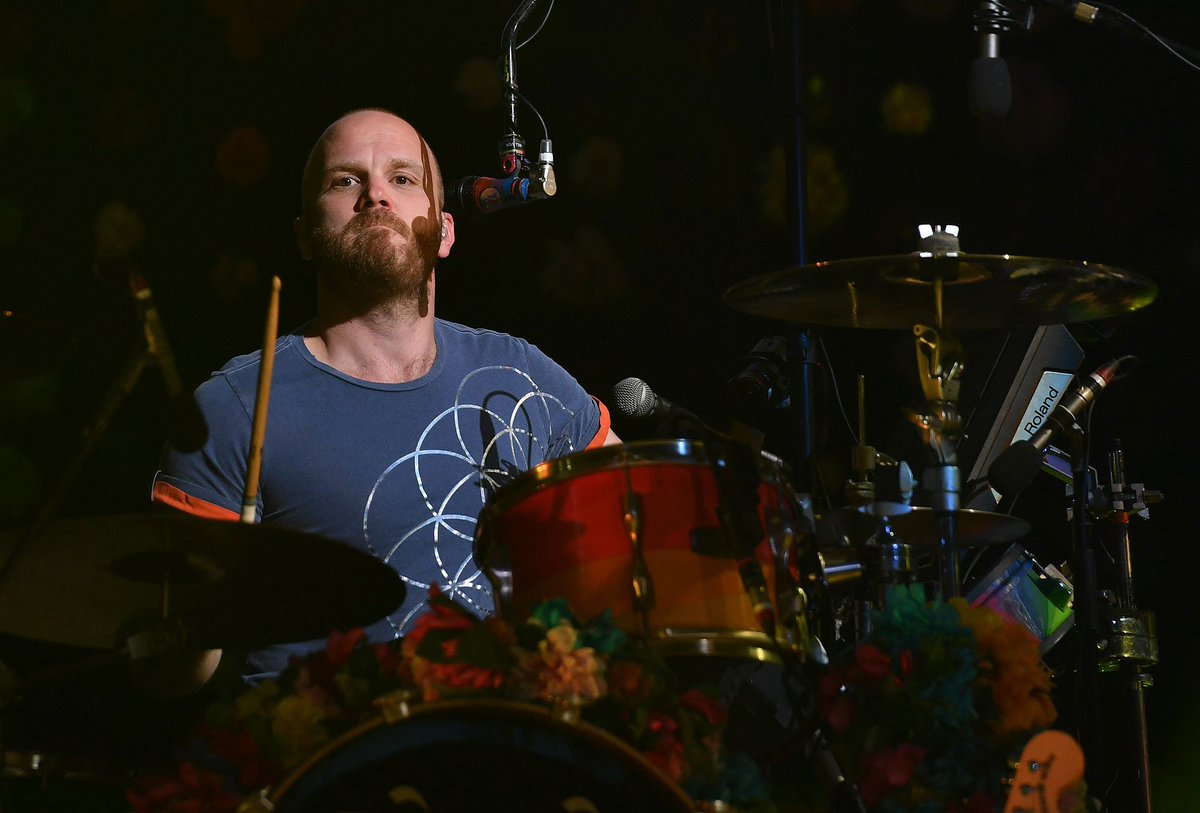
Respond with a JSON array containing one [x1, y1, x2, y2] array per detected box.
[[234, 680, 279, 721], [271, 694, 331, 767], [953, 599, 1056, 735]]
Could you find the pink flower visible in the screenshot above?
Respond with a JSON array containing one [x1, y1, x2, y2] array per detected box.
[[680, 689, 727, 728], [858, 743, 925, 806], [855, 642, 892, 680]]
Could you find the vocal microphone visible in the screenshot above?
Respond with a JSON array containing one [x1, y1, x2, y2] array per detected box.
[[970, 0, 1017, 118], [447, 175, 533, 215], [988, 356, 1133, 496], [612, 376, 684, 420]]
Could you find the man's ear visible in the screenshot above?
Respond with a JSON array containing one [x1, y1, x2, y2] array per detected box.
[[294, 216, 311, 261], [438, 213, 455, 259]]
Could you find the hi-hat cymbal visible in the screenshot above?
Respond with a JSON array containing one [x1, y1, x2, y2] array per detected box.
[[723, 254, 1157, 329], [0, 513, 406, 650], [837, 505, 1029, 548]]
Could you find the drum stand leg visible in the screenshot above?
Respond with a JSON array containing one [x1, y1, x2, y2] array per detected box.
[[1089, 440, 1161, 813]]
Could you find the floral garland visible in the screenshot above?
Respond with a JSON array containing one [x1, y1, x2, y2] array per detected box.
[[126, 585, 1086, 813], [125, 590, 774, 813], [809, 584, 1081, 813]]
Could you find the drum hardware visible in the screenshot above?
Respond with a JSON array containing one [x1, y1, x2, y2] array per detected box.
[[1089, 440, 1161, 813], [620, 453, 655, 636]]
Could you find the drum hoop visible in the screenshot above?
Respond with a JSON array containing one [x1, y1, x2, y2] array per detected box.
[[264, 698, 694, 809], [480, 439, 716, 522]]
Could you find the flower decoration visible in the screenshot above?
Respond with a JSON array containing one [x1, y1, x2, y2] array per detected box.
[[127, 590, 772, 813], [812, 584, 1075, 813]]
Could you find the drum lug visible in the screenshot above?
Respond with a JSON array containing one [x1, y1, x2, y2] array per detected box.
[[375, 688, 418, 723], [236, 787, 275, 812]]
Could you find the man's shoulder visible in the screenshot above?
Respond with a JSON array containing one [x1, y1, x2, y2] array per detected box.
[[200, 334, 306, 393], [436, 318, 538, 359]]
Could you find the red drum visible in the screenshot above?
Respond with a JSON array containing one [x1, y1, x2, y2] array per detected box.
[[475, 440, 808, 661], [258, 700, 693, 813]]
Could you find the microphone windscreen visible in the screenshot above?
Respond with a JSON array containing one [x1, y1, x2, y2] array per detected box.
[[987, 439, 1043, 497], [969, 56, 1012, 119], [612, 377, 654, 418]]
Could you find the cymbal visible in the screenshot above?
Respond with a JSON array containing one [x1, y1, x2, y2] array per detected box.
[[722, 254, 1158, 329], [0, 513, 406, 650], [838, 505, 1030, 548]]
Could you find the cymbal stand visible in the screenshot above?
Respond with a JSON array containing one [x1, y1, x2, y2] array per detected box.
[[908, 321, 965, 598], [1091, 440, 1162, 813]]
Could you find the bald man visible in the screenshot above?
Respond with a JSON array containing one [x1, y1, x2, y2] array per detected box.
[[154, 109, 617, 681]]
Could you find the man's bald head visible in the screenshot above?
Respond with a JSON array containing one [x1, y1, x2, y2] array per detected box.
[[299, 108, 445, 217]]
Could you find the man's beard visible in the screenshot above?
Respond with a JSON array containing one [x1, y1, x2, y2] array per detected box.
[[310, 209, 441, 307]]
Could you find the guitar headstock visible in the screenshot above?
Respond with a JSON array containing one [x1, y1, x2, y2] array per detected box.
[[1004, 729, 1085, 813]]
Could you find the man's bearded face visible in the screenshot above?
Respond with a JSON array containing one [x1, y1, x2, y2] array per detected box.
[[309, 208, 441, 302]]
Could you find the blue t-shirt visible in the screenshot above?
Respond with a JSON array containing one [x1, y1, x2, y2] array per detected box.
[[154, 318, 602, 680]]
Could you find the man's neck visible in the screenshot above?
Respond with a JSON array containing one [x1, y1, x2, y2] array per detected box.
[[305, 298, 437, 384]]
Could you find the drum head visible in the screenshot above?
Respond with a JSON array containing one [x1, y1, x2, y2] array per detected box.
[[269, 700, 694, 813]]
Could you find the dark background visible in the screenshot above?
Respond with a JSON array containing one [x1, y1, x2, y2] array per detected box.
[[1, 1, 1196, 809]]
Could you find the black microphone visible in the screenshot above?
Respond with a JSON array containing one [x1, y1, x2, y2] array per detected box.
[[130, 272, 208, 452], [988, 357, 1132, 496], [970, 0, 1016, 118], [447, 175, 533, 215]]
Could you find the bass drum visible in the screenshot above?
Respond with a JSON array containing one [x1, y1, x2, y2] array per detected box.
[[262, 700, 695, 813]]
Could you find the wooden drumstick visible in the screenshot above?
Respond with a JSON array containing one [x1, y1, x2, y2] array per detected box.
[[240, 275, 282, 524]]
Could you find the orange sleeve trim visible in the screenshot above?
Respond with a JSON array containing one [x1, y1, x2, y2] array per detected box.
[[586, 396, 612, 450], [152, 481, 240, 522]]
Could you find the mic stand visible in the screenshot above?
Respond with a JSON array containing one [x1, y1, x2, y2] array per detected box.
[[1064, 424, 1105, 794], [1095, 440, 1161, 813]]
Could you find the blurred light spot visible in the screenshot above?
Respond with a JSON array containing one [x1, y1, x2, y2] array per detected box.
[[569, 136, 623, 198], [206, 0, 309, 62], [93, 200, 146, 260], [882, 82, 933, 135], [207, 254, 261, 299], [806, 145, 849, 231], [454, 57, 503, 113], [540, 226, 628, 309], [216, 126, 271, 187]]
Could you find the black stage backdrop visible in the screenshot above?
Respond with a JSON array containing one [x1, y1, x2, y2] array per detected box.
[[1, 1, 1196, 810]]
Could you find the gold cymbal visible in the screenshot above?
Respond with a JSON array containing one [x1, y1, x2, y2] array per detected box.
[[0, 513, 406, 650], [837, 505, 1030, 548], [723, 254, 1158, 329]]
